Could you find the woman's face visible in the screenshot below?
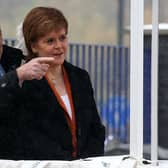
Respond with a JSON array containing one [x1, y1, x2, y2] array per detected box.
[[31, 28, 68, 66]]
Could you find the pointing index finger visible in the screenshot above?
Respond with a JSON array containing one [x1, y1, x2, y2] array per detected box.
[[37, 57, 55, 64]]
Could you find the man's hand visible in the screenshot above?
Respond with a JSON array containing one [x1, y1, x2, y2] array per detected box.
[[16, 57, 54, 82]]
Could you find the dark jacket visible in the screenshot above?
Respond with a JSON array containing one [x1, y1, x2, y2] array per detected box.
[[0, 45, 24, 159], [11, 61, 105, 160], [0, 45, 23, 88]]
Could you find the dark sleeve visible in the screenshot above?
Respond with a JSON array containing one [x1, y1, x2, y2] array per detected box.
[[0, 46, 24, 108], [0, 70, 22, 118], [82, 72, 105, 157], [0, 46, 24, 88], [0, 72, 25, 159], [1, 45, 24, 72], [0, 70, 20, 89]]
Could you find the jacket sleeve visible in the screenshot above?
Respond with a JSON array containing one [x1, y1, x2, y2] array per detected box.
[[0, 46, 24, 115], [0, 46, 24, 89], [82, 72, 105, 158], [0, 70, 22, 118], [0, 70, 20, 89]]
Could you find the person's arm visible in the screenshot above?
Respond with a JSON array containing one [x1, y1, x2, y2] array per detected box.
[[0, 70, 19, 88], [0, 57, 54, 118], [16, 57, 54, 83], [0, 46, 23, 88], [0, 70, 21, 121], [0, 57, 54, 88]]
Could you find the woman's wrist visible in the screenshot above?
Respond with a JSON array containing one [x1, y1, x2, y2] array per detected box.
[[16, 66, 25, 82]]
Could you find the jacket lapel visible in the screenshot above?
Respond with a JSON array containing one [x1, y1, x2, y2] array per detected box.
[[63, 62, 82, 128], [36, 78, 68, 124]]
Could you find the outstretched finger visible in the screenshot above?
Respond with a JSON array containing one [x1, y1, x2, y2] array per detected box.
[[36, 57, 55, 65]]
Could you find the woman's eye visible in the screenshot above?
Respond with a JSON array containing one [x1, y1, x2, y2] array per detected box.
[[59, 35, 67, 41], [46, 38, 54, 44]]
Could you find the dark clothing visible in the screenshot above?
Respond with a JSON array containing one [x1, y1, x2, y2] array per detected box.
[[1, 45, 23, 72], [9, 61, 105, 160], [0, 45, 23, 88], [0, 45, 24, 159]]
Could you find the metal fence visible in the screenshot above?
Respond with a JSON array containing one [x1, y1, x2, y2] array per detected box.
[[4, 39, 130, 150], [67, 43, 130, 145]]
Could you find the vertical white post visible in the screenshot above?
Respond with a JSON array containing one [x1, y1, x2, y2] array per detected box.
[[151, 0, 159, 162], [130, 0, 144, 159]]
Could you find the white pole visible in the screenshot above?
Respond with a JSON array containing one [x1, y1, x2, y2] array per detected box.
[[130, 0, 144, 159], [151, 0, 159, 162]]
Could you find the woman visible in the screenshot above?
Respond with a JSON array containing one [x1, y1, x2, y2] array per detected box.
[[15, 6, 105, 160]]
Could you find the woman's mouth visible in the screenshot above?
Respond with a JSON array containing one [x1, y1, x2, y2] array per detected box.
[[53, 53, 63, 57]]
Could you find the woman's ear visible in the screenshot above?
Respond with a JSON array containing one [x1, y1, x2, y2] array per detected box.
[[31, 43, 38, 54]]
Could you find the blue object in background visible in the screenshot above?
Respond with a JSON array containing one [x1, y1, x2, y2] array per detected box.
[[103, 96, 130, 143], [143, 49, 151, 144]]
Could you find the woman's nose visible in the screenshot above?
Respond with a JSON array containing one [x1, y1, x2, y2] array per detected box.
[[54, 40, 61, 48]]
